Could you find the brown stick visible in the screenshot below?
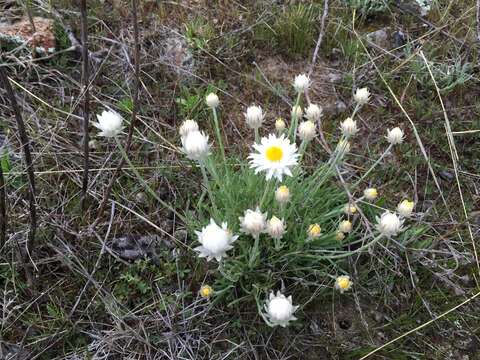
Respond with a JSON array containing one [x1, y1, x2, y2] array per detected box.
[[0, 67, 37, 255], [94, 0, 141, 224], [80, 0, 90, 212], [308, 0, 329, 77]]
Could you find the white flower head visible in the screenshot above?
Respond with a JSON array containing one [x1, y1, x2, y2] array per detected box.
[[275, 118, 286, 133], [364, 188, 378, 201], [195, 219, 238, 261], [182, 130, 210, 162], [291, 105, 303, 119], [339, 220, 353, 233], [239, 207, 267, 239], [266, 216, 286, 240], [386, 127, 404, 145], [245, 105, 264, 130], [335, 275, 352, 293], [354, 87, 370, 105], [340, 117, 358, 137], [248, 134, 299, 181], [376, 211, 404, 237], [397, 200, 414, 217], [93, 110, 124, 138], [275, 185, 290, 204], [179, 119, 199, 138], [298, 120, 316, 141], [293, 74, 310, 93], [263, 290, 299, 327], [205, 93, 219, 108], [305, 103, 323, 122]]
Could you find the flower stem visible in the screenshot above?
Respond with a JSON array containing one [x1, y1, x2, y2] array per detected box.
[[200, 161, 219, 216], [288, 92, 302, 141], [259, 179, 274, 209], [254, 127, 260, 144], [212, 108, 226, 164], [353, 143, 393, 189], [249, 235, 260, 268], [114, 137, 185, 222]]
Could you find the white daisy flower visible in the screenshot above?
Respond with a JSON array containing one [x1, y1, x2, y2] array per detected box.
[[298, 120, 316, 141], [263, 290, 299, 327], [181, 130, 210, 162], [194, 219, 238, 261], [340, 117, 358, 137], [293, 74, 310, 93], [335, 275, 352, 293], [205, 93, 219, 108], [248, 134, 299, 181], [266, 216, 286, 240], [275, 185, 290, 204], [353, 87, 370, 105], [339, 220, 353, 233], [179, 119, 199, 138], [376, 211, 404, 237], [93, 110, 124, 138], [245, 105, 264, 129], [239, 207, 267, 239], [305, 103, 323, 122], [363, 188, 378, 201], [275, 118, 286, 133], [291, 105, 303, 119], [397, 200, 414, 217], [386, 127, 404, 145]]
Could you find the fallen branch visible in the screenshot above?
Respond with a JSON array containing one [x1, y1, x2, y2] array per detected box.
[[80, 0, 90, 212], [0, 67, 37, 256]]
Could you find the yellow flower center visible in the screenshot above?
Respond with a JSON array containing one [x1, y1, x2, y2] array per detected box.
[[199, 285, 213, 298], [266, 146, 283, 162], [337, 277, 350, 289], [308, 224, 321, 237]]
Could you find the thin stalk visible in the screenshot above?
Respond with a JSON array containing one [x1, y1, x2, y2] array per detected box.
[[353, 143, 393, 188], [254, 128, 260, 144], [199, 161, 219, 216], [0, 68, 36, 255], [288, 92, 302, 140], [212, 108, 226, 164], [114, 137, 185, 222], [80, 0, 90, 212], [259, 179, 274, 209], [95, 0, 140, 222], [248, 235, 260, 268]]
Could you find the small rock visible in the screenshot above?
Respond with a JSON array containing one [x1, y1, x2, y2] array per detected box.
[[328, 73, 342, 84], [366, 28, 390, 50], [0, 17, 56, 53], [111, 235, 161, 265], [335, 100, 347, 114], [439, 170, 454, 181], [392, 30, 406, 48]]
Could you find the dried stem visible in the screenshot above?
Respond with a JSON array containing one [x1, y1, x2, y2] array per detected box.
[[94, 0, 141, 223], [0, 67, 37, 255], [80, 0, 90, 212], [308, 0, 329, 77]]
